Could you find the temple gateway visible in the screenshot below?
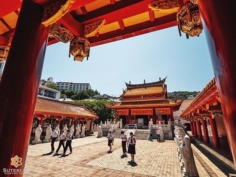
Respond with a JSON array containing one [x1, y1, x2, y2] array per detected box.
[[107, 78, 183, 128]]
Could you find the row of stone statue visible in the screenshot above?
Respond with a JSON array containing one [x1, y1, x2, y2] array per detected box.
[[174, 126, 199, 177], [32, 124, 86, 144]]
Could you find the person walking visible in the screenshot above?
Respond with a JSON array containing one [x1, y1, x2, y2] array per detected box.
[[55, 130, 66, 155], [120, 131, 127, 156], [127, 132, 136, 163], [51, 127, 58, 153], [107, 131, 114, 152], [156, 128, 161, 142], [62, 130, 73, 156]]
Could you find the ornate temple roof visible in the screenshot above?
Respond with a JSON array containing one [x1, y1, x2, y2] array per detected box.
[[35, 97, 98, 119], [123, 85, 166, 96], [107, 100, 183, 111], [125, 77, 166, 89], [0, 1, 182, 47], [180, 78, 220, 119]]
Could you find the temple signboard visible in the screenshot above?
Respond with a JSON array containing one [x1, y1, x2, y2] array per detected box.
[[155, 108, 171, 115], [131, 109, 153, 115], [117, 109, 129, 115]]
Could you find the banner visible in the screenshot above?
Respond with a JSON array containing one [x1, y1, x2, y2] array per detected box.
[[155, 108, 171, 115], [117, 109, 129, 115], [131, 109, 153, 115]]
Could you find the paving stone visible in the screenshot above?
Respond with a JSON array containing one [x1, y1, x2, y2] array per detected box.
[[22, 135, 229, 177]]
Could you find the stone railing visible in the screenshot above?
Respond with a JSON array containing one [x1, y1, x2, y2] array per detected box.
[[174, 125, 199, 177]]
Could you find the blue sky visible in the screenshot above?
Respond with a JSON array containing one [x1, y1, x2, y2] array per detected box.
[[41, 26, 214, 97]]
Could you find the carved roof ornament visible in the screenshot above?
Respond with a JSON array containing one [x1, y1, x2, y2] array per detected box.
[[42, 0, 76, 27], [49, 23, 74, 43], [69, 37, 90, 62], [84, 20, 106, 38], [148, 0, 179, 13], [177, 1, 203, 39]]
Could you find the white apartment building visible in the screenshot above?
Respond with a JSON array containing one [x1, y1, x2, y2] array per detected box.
[[56, 82, 91, 92], [38, 85, 61, 100]]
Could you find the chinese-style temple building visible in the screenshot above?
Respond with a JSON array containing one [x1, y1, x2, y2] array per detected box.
[[180, 78, 235, 169], [107, 78, 183, 127], [0, 0, 236, 173], [34, 97, 98, 135]]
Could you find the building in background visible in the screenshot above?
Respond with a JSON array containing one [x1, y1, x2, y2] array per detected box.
[[56, 82, 91, 92], [107, 78, 183, 127], [38, 84, 61, 100]]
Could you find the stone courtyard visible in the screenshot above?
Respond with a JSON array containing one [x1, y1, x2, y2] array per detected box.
[[23, 135, 228, 177]]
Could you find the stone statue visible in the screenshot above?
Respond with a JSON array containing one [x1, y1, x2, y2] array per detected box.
[[178, 129, 199, 177], [55, 125, 60, 141], [70, 125, 74, 136], [97, 125, 103, 138], [90, 123, 93, 132], [75, 124, 81, 138], [120, 119, 123, 129], [81, 125, 85, 138], [149, 118, 153, 129], [160, 126, 164, 141], [93, 124, 97, 132], [43, 124, 52, 143], [32, 124, 42, 144]]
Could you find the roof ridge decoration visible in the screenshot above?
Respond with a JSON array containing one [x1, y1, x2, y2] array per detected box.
[[148, 0, 179, 13], [42, 0, 76, 27], [125, 77, 167, 89]]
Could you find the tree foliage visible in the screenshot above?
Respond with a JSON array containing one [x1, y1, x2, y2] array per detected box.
[[61, 89, 100, 100], [74, 100, 113, 123], [45, 83, 58, 90]]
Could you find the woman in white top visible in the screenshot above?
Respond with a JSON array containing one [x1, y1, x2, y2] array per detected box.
[[120, 131, 127, 156], [107, 131, 114, 152], [127, 132, 136, 163]]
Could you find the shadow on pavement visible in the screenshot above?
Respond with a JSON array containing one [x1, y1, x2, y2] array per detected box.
[[42, 152, 54, 156]]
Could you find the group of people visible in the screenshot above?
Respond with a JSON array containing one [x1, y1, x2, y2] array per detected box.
[[107, 131, 136, 164], [148, 127, 163, 142], [50, 127, 73, 156]]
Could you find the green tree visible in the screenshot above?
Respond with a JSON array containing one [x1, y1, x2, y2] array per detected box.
[[74, 100, 113, 123], [45, 83, 58, 90]]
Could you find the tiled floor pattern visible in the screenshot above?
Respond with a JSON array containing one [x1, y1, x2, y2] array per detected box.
[[20, 135, 229, 177]]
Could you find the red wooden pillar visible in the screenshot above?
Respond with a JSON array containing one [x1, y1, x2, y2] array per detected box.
[[193, 121, 198, 138], [0, 0, 49, 174], [190, 121, 194, 135], [196, 120, 202, 140], [209, 115, 220, 148], [199, 0, 236, 168], [170, 108, 174, 121], [201, 119, 210, 144]]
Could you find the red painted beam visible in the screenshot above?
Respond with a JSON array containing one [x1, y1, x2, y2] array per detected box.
[[58, 13, 84, 36], [149, 10, 155, 22], [73, 0, 147, 25], [0, 18, 12, 30], [89, 13, 177, 47], [0, 36, 8, 45], [81, 6, 87, 15], [110, 0, 116, 5], [0, 0, 22, 18], [118, 20, 125, 30]]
